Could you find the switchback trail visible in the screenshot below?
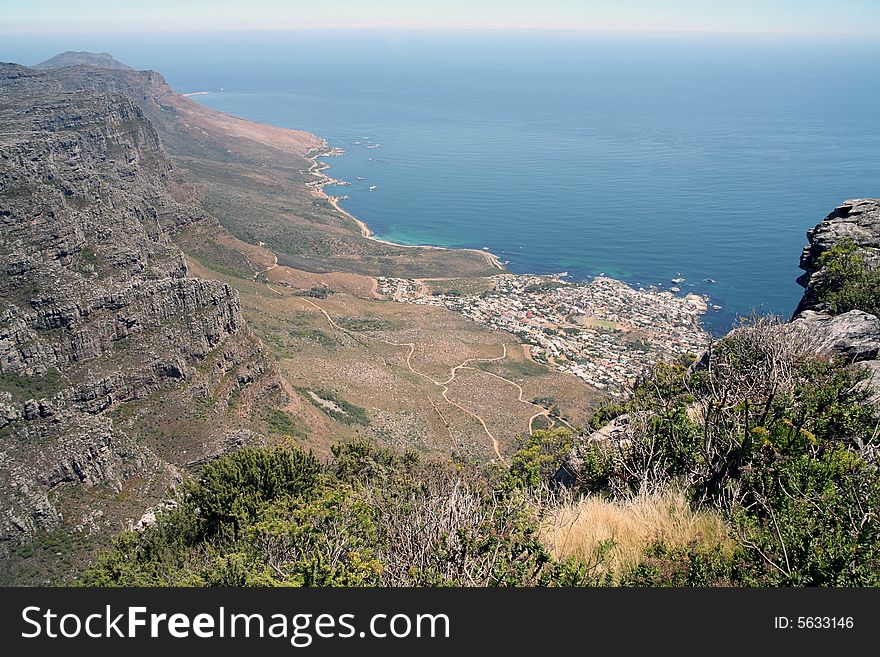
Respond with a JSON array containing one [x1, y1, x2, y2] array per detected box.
[[300, 297, 553, 462], [240, 256, 558, 460]]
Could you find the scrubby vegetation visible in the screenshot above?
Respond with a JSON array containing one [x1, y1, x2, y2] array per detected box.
[[0, 368, 64, 404], [83, 314, 880, 587], [82, 443, 591, 586], [555, 316, 880, 585], [816, 238, 880, 315], [261, 408, 305, 439], [297, 388, 370, 426]]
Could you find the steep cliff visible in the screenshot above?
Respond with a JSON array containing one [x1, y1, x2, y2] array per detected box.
[[0, 64, 282, 581], [792, 199, 880, 394], [42, 62, 321, 165]]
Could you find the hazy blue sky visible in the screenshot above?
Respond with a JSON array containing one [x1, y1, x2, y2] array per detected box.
[[2, 0, 879, 35]]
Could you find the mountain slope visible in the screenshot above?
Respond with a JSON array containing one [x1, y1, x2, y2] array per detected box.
[[40, 61, 499, 278], [0, 64, 285, 583]]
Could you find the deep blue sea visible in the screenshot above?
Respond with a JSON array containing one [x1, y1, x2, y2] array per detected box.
[[5, 31, 880, 333]]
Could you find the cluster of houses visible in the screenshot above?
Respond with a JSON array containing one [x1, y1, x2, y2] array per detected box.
[[377, 273, 709, 394]]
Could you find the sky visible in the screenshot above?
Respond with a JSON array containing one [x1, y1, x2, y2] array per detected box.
[[1, 0, 879, 35]]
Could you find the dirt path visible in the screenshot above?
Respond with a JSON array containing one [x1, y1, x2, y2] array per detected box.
[[233, 254, 558, 461], [301, 296, 505, 458], [299, 297, 559, 462], [265, 253, 278, 273], [463, 367, 553, 434], [252, 252, 279, 280]]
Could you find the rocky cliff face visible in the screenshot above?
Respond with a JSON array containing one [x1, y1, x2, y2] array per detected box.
[[42, 62, 320, 166], [794, 199, 880, 317], [0, 64, 280, 577], [792, 199, 880, 394]]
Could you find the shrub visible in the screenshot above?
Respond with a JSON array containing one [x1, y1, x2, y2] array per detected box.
[[507, 429, 573, 489], [575, 316, 880, 585], [186, 447, 322, 538], [816, 238, 880, 315]]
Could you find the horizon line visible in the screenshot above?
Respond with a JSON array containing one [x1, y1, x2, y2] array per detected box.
[[4, 22, 880, 37]]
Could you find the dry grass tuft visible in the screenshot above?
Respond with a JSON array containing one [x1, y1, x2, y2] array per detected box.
[[540, 491, 730, 578]]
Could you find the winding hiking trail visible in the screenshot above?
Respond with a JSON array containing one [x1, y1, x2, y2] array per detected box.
[[462, 367, 574, 434], [238, 249, 559, 461], [300, 296, 555, 462]]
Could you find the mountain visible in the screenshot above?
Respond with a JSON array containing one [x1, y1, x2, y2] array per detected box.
[[33, 51, 133, 71], [0, 63, 283, 583], [5, 51, 878, 587]]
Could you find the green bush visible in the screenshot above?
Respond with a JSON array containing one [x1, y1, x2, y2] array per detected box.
[[507, 428, 573, 489], [574, 317, 880, 586], [816, 238, 880, 315], [83, 442, 575, 587], [187, 447, 322, 538]]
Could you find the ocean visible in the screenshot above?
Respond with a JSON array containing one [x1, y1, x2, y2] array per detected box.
[[6, 31, 880, 333]]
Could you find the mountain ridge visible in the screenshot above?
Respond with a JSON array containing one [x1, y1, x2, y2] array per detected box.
[[34, 51, 133, 71], [0, 61, 283, 583]]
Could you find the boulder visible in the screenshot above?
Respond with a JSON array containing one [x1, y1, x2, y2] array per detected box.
[[794, 309, 880, 361]]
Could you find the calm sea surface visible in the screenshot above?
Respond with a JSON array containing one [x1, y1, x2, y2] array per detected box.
[[7, 31, 879, 333]]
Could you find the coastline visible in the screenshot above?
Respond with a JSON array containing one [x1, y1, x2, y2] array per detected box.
[[300, 139, 719, 340], [296, 135, 712, 389], [304, 141, 504, 271]]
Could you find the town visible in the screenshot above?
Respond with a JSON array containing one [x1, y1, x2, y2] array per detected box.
[[377, 273, 710, 395]]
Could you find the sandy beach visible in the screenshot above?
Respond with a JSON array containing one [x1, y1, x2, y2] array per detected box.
[[304, 142, 504, 271]]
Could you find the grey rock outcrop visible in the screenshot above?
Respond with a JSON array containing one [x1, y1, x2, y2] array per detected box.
[[792, 199, 880, 384], [795, 310, 880, 362], [794, 198, 880, 317]]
